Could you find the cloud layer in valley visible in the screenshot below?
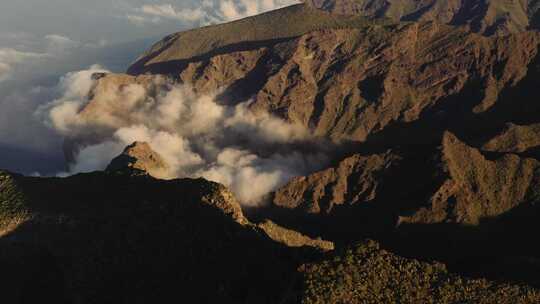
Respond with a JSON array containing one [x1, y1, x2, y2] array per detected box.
[[39, 67, 327, 205], [0, 0, 309, 203], [0, 32, 154, 174]]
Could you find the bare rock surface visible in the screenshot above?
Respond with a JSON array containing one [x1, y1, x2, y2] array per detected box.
[[257, 220, 334, 251], [106, 141, 170, 178]]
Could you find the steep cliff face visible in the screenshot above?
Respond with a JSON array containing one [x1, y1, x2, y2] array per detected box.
[[401, 132, 540, 225], [101, 23, 540, 145], [272, 132, 540, 225], [106, 141, 170, 178], [273, 151, 399, 213]]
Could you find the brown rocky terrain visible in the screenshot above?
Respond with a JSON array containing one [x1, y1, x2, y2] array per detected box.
[[124, 11, 539, 141], [79, 20, 540, 147], [106, 141, 170, 178], [257, 219, 334, 251], [402, 132, 540, 225], [273, 151, 400, 213], [482, 122, 540, 153]]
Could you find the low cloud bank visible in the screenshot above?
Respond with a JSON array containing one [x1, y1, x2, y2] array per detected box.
[[39, 66, 328, 205], [0, 31, 154, 175]]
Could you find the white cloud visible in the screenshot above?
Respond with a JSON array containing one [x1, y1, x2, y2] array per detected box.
[[216, 0, 301, 21], [0, 48, 50, 82], [0, 30, 147, 175], [125, 0, 300, 26], [125, 14, 159, 26], [139, 4, 206, 22], [39, 68, 328, 205], [0, 33, 109, 83], [45, 34, 80, 53]]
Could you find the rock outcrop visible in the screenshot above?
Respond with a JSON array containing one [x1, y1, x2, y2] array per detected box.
[[271, 132, 540, 226], [401, 132, 540, 225], [257, 220, 334, 251], [273, 151, 399, 213], [106, 141, 170, 178], [482, 122, 540, 154]]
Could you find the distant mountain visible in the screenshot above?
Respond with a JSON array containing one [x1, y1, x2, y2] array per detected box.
[[306, 0, 540, 36], [128, 0, 540, 76]]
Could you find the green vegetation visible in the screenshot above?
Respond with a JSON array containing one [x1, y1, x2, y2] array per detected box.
[[300, 240, 540, 304], [0, 171, 28, 234]]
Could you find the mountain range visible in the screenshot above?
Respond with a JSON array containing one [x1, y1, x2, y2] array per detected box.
[[3, 1, 540, 302]]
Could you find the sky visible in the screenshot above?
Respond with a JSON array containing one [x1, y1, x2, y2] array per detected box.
[[0, 0, 299, 175]]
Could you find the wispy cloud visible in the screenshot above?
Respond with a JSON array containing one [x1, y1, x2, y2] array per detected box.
[[0, 48, 50, 82], [45, 34, 81, 53], [125, 0, 300, 26], [0, 31, 146, 174], [139, 4, 207, 22]]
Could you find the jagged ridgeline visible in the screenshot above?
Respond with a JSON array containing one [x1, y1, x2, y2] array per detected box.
[[4, 0, 540, 302], [0, 168, 314, 303], [1, 169, 539, 303]]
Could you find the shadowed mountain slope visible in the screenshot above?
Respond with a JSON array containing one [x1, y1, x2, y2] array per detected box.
[[0, 170, 300, 303], [300, 240, 540, 304]]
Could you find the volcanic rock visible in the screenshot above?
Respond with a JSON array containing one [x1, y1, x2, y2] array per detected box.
[[106, 141, 170, 178]]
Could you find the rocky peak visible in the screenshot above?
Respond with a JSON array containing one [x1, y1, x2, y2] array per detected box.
[[199, 182, 248, 225], [106, 142, 169, 178]]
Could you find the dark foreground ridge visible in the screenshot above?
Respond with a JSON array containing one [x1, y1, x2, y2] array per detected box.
[[1, 169, 540, 303], [0, 169, 297, 303]]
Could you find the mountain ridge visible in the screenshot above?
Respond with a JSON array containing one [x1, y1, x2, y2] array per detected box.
[[4, 2, 540, 302], [304, 0, 540, 35]]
